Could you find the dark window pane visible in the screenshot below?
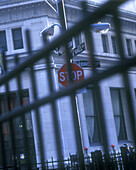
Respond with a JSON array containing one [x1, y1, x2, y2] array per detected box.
[[135, 40, 136, 54], [0, 90, 36, 165], [74, 34, 81, 47], [111, 36, 118, 54], [110, 88, 127, 141], [0, 90, 33, 138], [15, 40, 23, 49], [83, 89, 101, 145], [101, 34, 109, 53], [12, 28, 23, 50], [126, 39, 132, 56], [0, 31, 7, 51]]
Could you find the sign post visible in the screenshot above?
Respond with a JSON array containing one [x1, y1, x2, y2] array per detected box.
[[58, 63, 84, 87]]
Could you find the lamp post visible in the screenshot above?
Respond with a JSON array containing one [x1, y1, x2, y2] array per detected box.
[[42, 0, 110, 168], [55, 0, 67, 31], [55, 3, 85, 167], [40, 23, 62, 38], [43, 1, 86, 167]]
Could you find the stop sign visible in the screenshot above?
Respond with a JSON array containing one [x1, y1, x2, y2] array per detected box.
[[58, 63, 84, 87]]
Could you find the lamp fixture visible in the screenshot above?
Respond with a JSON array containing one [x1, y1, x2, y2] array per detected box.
[[91, 22, 111, 34], [40, 23, 62, 37]]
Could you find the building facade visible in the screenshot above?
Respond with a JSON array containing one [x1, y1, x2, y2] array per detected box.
[[0, 0, 136, 167]]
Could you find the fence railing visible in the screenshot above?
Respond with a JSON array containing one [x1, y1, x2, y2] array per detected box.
[[0, 0, 135, 169], [1, 146, 136, 169], [41, 147, 136, 170]]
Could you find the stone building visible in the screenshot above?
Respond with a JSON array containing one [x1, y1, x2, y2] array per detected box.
[[0, 0, 136, 167]]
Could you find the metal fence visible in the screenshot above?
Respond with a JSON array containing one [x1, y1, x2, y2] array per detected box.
[[0, 0, 136, 169], [35, 147, 136, 170], [0, 146, 136, 169]]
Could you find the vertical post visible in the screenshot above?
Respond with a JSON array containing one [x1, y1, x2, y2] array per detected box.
[[56, 0, 85, 168], [82, 1, 110, 168], [43, 36, 65, 165], [56, 0, 67, 31]]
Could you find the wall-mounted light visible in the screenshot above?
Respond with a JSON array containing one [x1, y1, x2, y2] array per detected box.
[[91, 22, 111, 34], [40, 22, 110, 38], [40, 23, 62, 37]]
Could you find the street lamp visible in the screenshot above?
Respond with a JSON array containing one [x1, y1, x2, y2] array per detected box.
[[91, 22, 111, 34], [40, 23, 61, 37], [40, 22, 111, 38], [43, 0, 111, 34], [41, 0, 111, 168]]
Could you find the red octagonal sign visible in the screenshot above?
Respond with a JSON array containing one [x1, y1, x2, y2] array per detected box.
[[58, 63, 84, 87]]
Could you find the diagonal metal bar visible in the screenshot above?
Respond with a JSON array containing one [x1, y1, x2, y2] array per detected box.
[[0, 56, 135, 123]]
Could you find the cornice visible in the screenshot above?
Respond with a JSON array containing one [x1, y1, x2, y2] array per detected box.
[[65, 0, 136, 23], [0, 0, 136, 30], [66, 8, 82, 23], [0, 0, 44, 8], [0, 1, 58, 25], [65, 1, 97, 24], [119, 9, 136, 21]]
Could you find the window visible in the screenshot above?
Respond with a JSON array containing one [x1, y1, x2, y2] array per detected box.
[[0, 90, 33, 138], [68, 38, 73, 49], [101, 34, 109, 53], [110, 88, 127, 141], [126, 39, 132, 56], [111, 36, 118, 54], [0, 90, 36, 166], [83, 89, 101, 145], [67, 38, 73, 55], [0, 30, 7, 51], [74, 34, 81, 47], [12, 28, 23, 50]]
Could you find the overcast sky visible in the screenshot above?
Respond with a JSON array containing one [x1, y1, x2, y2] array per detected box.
[[90, 0, 136, 12]]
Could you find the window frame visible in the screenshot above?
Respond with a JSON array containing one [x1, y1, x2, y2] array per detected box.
[[12, 27, 24, 50], [111, 36, 118, 54], [0, 90, 33, 138], [0, 90, 36, 165], [83, 88, 101, 145], [101, 34, 109, 53], [110, 88, 127, 141], [126, 38, 132, 56], [73, 33, 82, 48]]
